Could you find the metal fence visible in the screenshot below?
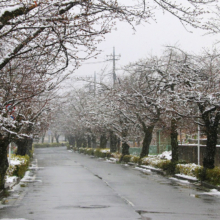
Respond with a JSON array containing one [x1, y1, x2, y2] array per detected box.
[[129, 145, 171, 156]]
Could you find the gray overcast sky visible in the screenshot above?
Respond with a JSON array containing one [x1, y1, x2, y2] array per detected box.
[[67, 8, 219, 87]]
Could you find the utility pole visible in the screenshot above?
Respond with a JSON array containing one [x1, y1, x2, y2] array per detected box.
[[94, 71, 96, 97], [107, 47, 121, 86]]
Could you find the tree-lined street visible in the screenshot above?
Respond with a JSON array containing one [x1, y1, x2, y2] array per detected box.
[[1, 147, 220, 220]]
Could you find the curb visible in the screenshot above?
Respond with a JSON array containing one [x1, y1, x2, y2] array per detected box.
[[138, 165, 165, 175], [201, 181, 220, 191]]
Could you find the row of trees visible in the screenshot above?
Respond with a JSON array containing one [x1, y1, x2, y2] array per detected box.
[[59, 47, 220, 173], [0, 0, 219, 189]]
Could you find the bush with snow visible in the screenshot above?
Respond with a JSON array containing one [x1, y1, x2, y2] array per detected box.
[[6, 154, 30, 179], [176, 163, 201, 177]]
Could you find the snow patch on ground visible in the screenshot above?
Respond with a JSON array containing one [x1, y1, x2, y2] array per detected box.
[[100, 149, 110, 153], [175, 174, 198, 181], [203, 189, 220, 196], [169, 177, 190, 184], [135, 167, 152, 173], [6, 176, 18, 183], [158, 151, 172, 160], [140, 165, 162, 171]]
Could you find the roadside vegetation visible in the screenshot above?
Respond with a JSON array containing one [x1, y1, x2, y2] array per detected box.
[[72, 147, 220, 187]]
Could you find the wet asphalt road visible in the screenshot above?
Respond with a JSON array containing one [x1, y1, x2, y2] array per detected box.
[[0, 147, 220, 220]]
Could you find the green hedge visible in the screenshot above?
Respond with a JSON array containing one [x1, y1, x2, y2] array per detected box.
[[33, 142, 68, 148]]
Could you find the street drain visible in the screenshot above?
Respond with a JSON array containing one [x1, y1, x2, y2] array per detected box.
[[55, 205, 110, 210]]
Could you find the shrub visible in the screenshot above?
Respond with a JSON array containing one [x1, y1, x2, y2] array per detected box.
[[73, 147, 78, 151], [7, 155, 30, 179], [155, 160, 172, 170], [94, 148, 111, 158], [66, 143, 71, 150], [130, 156, 140, 164], [176, 163, 200, 176], [205, 167, 220, 185], [122, 155, 132, 163], [194, 167, 220, 186], [85, 148, 94, 155], [79, 147, 86, 154]]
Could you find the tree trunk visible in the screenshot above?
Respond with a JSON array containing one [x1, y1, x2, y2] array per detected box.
[[203, 126, 218, 169], [117, 137, 121, 153], [100, 133, 107, 149], [67, 135, 75, 147], [76, 138, 82, 148], [82, 137, 87, 148], [41, 134, 45, 143], [119, 142, 130, 162], [140, 126, 154, 158], [171, 118, 178, 163], [91, 135, 97, 148], [54, 132, 60, 143], [109, 130, 117, 153], [87, 135, 92, 148], [0, 139, 10, 190], [15, 138, 33, 156]]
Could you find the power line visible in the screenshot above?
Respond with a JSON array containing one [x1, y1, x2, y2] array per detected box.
[[82, 60, 108, 65]]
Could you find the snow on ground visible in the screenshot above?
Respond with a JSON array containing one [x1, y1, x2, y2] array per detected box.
[[9, 158, 23, 166], [169, 177, 190, 184], [203, 189, 220, 196], [100, 149, 110, 153], [135, 167, 152, 173], [158, 151, 172, 160], [20, 171, 35, 183], [140, 165, 162, 171], [6, 176, 18, 183], [175, 174, 198, 181]]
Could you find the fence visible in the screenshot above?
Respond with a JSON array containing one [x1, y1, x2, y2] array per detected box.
[[179, 144, 220, 167], [129, 145, 171, 156], [129, 145, 220, 167]]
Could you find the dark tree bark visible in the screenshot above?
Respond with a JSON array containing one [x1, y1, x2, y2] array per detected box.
[[171, 118, 178, 163], [54, 132, 60, 143], [87, 135, 92, 148], [203, 126, 218, 169], [67, 135, 75, 147], [117, 137, 121, 153], [76, 137, 82, 149], [199, 104, 220, 169], [121, 142, 130, 156], [140, 125, 154, 158], [119, 142, 130, 162], [41, 134, 45, 143], [100, 133, 108, 149], [82, 137, 87, 148], [91, 134, 97, 148], [15, 138, 33, 157], [0, 138, 10, 190], [109, 130, 117, 153]]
